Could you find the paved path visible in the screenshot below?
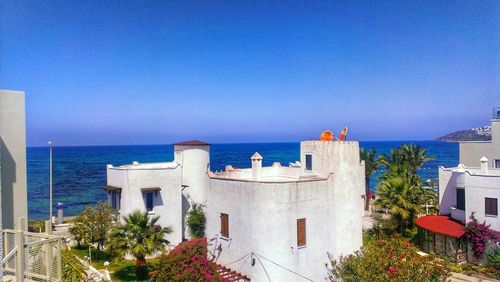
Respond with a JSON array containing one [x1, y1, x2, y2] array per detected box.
[[450, 272, 498, 282], [362, 215, 376, 230]]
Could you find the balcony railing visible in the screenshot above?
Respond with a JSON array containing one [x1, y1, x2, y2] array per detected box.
[[493, 107, 500, 120]]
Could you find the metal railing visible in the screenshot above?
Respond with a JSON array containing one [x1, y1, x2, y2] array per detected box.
[[2, 219, 62, 281]]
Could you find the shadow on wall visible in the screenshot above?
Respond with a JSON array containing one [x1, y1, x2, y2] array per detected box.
[[0, 137, 15, 229], [182, 194, 191, 240], [440, 172, 459, 215]]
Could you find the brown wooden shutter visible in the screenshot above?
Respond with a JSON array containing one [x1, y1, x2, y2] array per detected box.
[[221, 213, 229, 238], [297, 218, 306, 247], [486, 198, 498, 216]]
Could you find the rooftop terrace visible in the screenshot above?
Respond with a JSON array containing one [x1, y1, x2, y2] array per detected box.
[[107, 161, 179, 170], [209, 163, 328, 183]]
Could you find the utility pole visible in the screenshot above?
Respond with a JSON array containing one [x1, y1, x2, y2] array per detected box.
[[49, 141, 53, 225]]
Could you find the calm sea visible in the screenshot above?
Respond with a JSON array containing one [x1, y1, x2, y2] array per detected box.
[[27, 141, 458, 220]]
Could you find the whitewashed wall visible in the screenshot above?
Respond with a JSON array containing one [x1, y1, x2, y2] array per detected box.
[[464, 172, 500, 230], [206, 141, 364, 281], [106, 164, 183, 246]]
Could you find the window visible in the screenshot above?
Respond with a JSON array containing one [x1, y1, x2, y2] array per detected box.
[[495, 160, 500, 169], [220, 213, 229, 238], [305, 154, 312, 171], [297, 218, 306, 247], [145, 192, 154, 211], [456, 189, 465, 210], [485, 198, 498, 216], [111, 191, 120, 210]]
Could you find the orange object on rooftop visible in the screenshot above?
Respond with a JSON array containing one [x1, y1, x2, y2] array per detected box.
[[320, 130, 334, 141]]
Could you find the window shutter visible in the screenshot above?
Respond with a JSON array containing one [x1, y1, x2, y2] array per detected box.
[[486, 198, 498, 216], [221, 213, 229, 238], [297, 218, 306, 247]]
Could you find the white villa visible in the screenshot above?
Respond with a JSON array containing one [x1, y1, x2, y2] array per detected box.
[[105, 138, 364, 281], [416, 109, 500, 261], [438, 109, 500, 228]]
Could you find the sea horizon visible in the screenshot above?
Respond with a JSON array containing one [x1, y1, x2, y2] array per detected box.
[[26, 139, 451, 148], [27, 140, 458, 220]]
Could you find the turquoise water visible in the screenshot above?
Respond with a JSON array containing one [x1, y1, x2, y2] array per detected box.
[[27, 141, 458, 220]]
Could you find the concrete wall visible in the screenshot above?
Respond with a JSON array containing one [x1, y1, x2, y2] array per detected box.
[[107, 165, 184, 246], [0, 90, 28, 230], [206, 141, 363, 281], [460, 120, 500, 168]]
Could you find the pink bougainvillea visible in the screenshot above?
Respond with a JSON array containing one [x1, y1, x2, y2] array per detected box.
[[464, 212, 500, 259], [153, 238, 229, 282]]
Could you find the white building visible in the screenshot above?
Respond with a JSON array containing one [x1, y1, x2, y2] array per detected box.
[[459, 108, 500, 168], [206, 140, 364, 281], [105, 140, 210, 246], [0, 90, 28, 230], [106, 139, 364, 281], [438, 109, 500, 229]]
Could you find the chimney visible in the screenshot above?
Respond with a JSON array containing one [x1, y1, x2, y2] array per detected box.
[[480, 157, 489, 174], [251, 152, 263, 180]]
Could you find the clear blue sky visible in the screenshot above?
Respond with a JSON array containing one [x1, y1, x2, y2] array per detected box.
[[1, 1, 499, 146]]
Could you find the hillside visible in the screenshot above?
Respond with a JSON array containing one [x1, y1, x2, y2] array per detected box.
[[435, 126, 492, 141]]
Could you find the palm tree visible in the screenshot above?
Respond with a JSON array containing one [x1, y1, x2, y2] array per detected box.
[[360, 148, 380, 211], [375, 144, 437, 233], [375, 174, 422, 232], [400, 144, 435, 174], [108, 210, 173, 277]]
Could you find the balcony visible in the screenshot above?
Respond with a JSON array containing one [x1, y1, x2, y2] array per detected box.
[[493, 107, 500, 120], [450, 207, 465, 223]]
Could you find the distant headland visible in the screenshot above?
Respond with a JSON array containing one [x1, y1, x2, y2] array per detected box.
[[435, 125, 491, 141]]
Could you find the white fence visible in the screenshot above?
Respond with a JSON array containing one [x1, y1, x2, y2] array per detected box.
[[2, 221, 62, 281]]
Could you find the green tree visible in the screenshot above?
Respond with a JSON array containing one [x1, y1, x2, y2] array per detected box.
[[375, 174, 422, 232], [375, 144, 436, 234], [400, 144, 435, 174], [360, 148, 380, 211], [69, 202, 117, 249], [186, 203, 206, 238], [108, 210, 172, 278]]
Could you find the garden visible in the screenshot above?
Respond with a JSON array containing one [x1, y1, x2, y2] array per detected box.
[[61, 201, 220, 281], [340, 144, 500, 281]]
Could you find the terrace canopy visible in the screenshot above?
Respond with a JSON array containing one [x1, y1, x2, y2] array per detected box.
[[416, 215, 468, 262]]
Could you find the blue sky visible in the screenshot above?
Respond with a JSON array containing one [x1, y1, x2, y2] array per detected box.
[[1, 1, 499, 146]]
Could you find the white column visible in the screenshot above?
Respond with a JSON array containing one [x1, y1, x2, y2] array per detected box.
[[481, 157, 489, 175]]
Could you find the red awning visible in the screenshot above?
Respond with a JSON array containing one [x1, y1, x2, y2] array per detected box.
[[416, 215, 465, 238]]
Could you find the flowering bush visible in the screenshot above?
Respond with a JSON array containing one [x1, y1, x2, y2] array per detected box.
[[464, 213, 500, 260], [327, 236, 450, 282], [153, 238, 227, 282]]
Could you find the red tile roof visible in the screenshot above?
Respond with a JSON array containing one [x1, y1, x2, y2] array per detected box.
[[416, 215, 465, 238], [174, 140, 210, 146]]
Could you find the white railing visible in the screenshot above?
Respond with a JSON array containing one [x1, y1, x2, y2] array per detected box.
[[2, 218, 62, 281]]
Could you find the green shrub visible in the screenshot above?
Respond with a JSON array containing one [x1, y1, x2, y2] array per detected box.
[[186, 203, 206, 238], [327, 236, 450, 282], [486, 246, 500, 270]]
